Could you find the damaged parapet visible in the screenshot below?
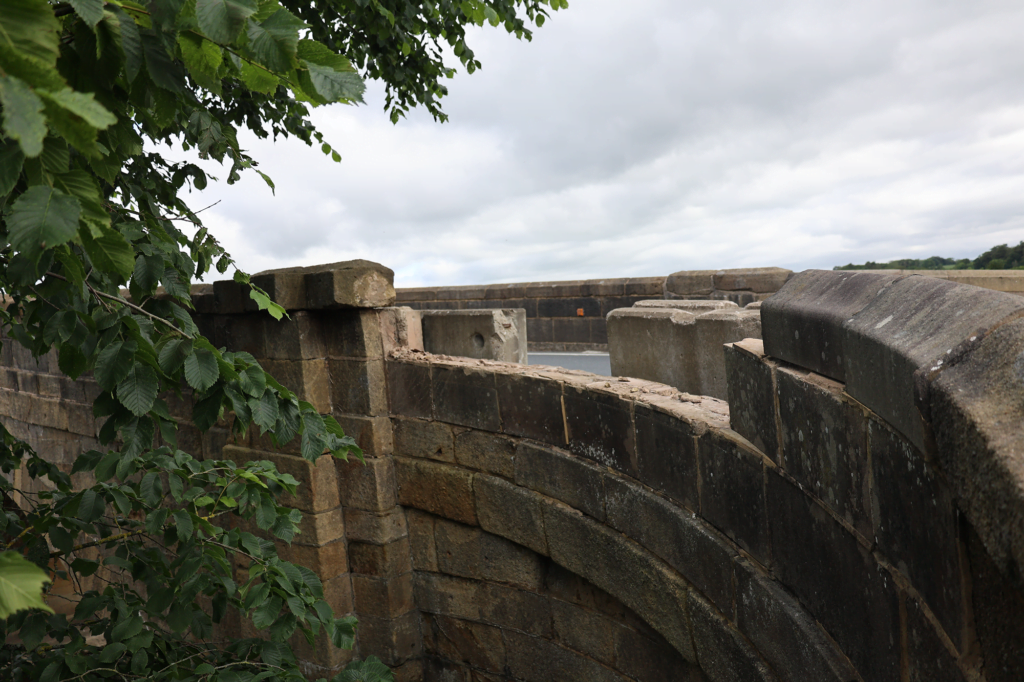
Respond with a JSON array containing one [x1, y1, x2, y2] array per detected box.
[[607, 301, 761, 399], [419, 309, 528, 363], [663, 267, 792, 306]]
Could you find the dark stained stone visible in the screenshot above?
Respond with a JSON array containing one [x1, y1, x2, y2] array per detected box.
[[634, 402, 700, 510], [563, 385, 635, 475], [496, 373, 564, 443], [698, 429, 769, 565], [724, 340, 779, 463], [432, 365, 500, 432]]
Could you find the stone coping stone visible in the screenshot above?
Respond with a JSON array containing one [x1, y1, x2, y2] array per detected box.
[[395, 277, 666, 302], [633, 300, 739, 312], [200, 260, 395, 313], [665, 268, 793, 297]]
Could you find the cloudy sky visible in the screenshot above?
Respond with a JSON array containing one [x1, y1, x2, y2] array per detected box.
[[173, 0, 1024, 287]]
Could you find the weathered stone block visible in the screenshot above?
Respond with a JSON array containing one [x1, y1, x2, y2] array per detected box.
[[633, 299, 739, 312], [503, 630, 630, 682], [251, 268, 307, 312], [906, 595, 967, 682], [263, 311, 325, 360], [407, 508, 438, 571], [474, 475, 548, 556], [766, 469, 901, 682], [697, 429, 769, 564], [495, 373, 565, 444], [328, 358, 387, 416], [338, 456, 396, 512], [303, 260, 396, 309], [724, 339, 779, 462], [604, 475, 736, 614], [355, 610, 422, 665], [613, 625, 702, 682], [543, 500, 695, 662], [324, 573, 354, 614], [348, 537, 411, 577], [870, 417, 962, 643], [776, 366, 871, 537], [688, 591, 777, 682], [332, 414, 393, 457], [965, 523, 1024, 682], [665, 270, 716, 298], [424, 613, 506, 672], [713, 267, 792, 294], [395, 457, 477, 525], [322, 309, 385, 359], [352, 573, 415, 618], [453, 429, 514, 477], [387, 360, 431, 419], [414, 573, 552, 637], [261, 358, 330, 413], [294, 506, 345, 546], [607, 307, 699, 392], [393, 417, 455, 462], [761, 269, 903, 382], [343, 507, 408, 545], [735, 560, 861, 682], [562, 385, 634, 475], [550, 600, 616, 665], [275, 539, 348, 581], [431, 365, 500, 432], [434, 518, 544, 589], [514, 442, 604, 521], [420, 309, 527, 363], [634, 402, 699, 510], [379, 307, 423, 354]]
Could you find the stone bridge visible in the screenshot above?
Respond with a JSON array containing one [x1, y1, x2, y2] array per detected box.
[[3, 262, 1023, 682]]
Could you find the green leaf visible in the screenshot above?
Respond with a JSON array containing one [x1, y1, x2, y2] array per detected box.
[[336, 656, 393, 682], [140, 29, 185, 93], [7, 186, 82, 260], [95, 340, 137, 392], [184, 348, 219, 392], [40, 136, 68, 173], [53, 169, 110, 233], [57, 342, 87, 379], [300, 412, 327, 461], [177, 32, 224, 94], [158, 338, 193, 373], [37, 88, 117, 155], [0, 0, 61, 65], [112, 7, 143, 83], [252, 595, 281, 629], [171, 510, 192, 541], [249, 389, 279, 433], [69, 0, 106, 28], [78, 488, 105, 522], [196, 0, 258, 45], [110, 614, 144, 642], [117, 364, 159, 416], [238, 60, 279, 94], [0, 76, 46, 157], [245, 9, 304, 72], [0, 139, 25, 196], [249, 287, 286, 320], [81, 227, 135, 282], [140, 471, 161, 506]]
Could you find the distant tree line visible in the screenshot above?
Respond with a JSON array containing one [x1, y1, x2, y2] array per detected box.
[[835, 242, 1024, 271]]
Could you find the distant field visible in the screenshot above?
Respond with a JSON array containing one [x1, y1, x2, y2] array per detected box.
[[835, 241, 1024, 271]]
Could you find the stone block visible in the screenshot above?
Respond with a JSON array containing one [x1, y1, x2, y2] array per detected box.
[[842, 275, 1024, 450], [294, 506, 345, 546], [354, 610, 422, 665], [434, 518, 544, 589], [608, 307, 698, 388], [543, 500, 695, 662], [393, 417, 455, 462], [525, 317, 552, 344], [474, 475, 548, 555], [322, 309, 385, 359], [776, 366, 871, 536], [735, 560, 861, 682], [431, 365, 500, 432], [634, 402, 700, 510], [263, 311, 325, 360], [697, 429, 769, 564], [251, 268, 307, 311], [414, 573, 552, 637], [687, 592, 778, 682], [613, 625, 702, 682], [562, 384, 634, 475], [761, 269, 903, 381], [925, 315, 1024, 593], [604, 475, 737, 614], [387, 359, 431, 419], [420, 309, 527, 363], [290, 627, 355, 672], [870, 417, 962, 643], [261, 358, 330, 414], [503, 630, 630, 682], [324, 573, 355, 614], [338, 456, 396, 512], [633, 299, 739, 312], [328, 357, 388, 416], [348, 537, 411, 577], [221, 445, 339, 513], [693, 309, 762, 400], [343, 507, 408, 545], [275, 539, 348, 580], [453, 429, 514, 477], [550, 600, 617, 665], [407, 508, 438, 571], [766, 469, 901, 682], [665, 270, 716, 298], [965, 522, 1024, 682], [713, 267, 792, 293], [302, 260, 396, 309], [495, 373, 565, 444], [551, 318, 591, 344], [622, 277, 667, 297], [591, 318, 609, 345], [352, 573, 415, 618], [724, 340, 779, 462], [212, 279, 249, 314], [424, 614, 506, 672], [392, 659, 424, 682], [906, 595, 967, 682], [379, 307, 424, 354], [333, 414, 393, 457], [395, 457, 477, 525], [514, 442, 604, 521]]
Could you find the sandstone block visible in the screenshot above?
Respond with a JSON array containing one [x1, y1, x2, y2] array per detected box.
[[495, 372, 565, 444], [906, 595, 967, 682], [221, 445, 339, 513], [697, 429, 769, 565], [348, 537, 411, 577], [431, 365, 500, 432], [423, 613, 506, 673], [550, 600, 617, 665], [261, 358, 330, 414], [379, 307, 424, 354], [414, 573, 552, 637], [503, 630, 630, 682], [453, 429, 514, 477], [420, 309, 527, 363], [474, 475, 548, 555], [294, 506, 345, 546], [724, 340, 779, 462], [395, 457, 477, 525], [562, 385, 634, 475], [352, 573, 415, 618], [688, 591, 778, 682], [387, 360, 432, 419], [354, 611, 422, 665], [393, 417, 455, 462], [322, 309, 385, 359], [964, 524, 1024, 682], [433, 518, 544, 590], [328, 357, 388, 416], [514, 442, 604, 521], [713, 267, 792, 293], [634, 402, 700, 510], [332, 414, 393, 457], [343, 507, 408, 545], [338, 455, 396, 512], [275, 539, 348, 581], [664, 270, 716, 298], [262, 311, 325, 360], [407, 508, 438, 571], [303, 260, 396, 309], [633, 299, 738, 312]]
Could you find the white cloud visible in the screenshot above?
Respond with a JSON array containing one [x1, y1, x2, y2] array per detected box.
[[170, 0, 1024, 286]]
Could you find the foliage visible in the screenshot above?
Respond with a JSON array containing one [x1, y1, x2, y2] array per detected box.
[[834, 242, 1024, 270], [0, 0, 565, 679]]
